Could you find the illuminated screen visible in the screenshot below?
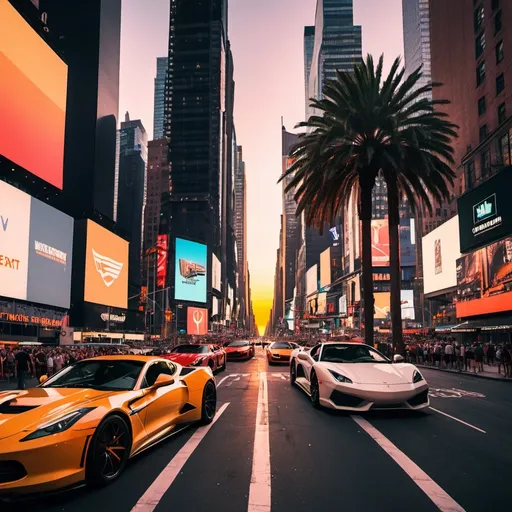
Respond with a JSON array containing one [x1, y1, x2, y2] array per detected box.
[[156, 234, 168, 288], [374, 292, 390, 319], [306, 265, 318, 296], [371, 220, 390, 266], [320, 248, 331, 288], [212, 252, 221, 291], [0, 180, 73, 308], [0, 0, 67, 189], [456, 236, 512, 317], [401, 290, 415, 320], [175, 238, 207, 303], [187, 307, 208, 335], [84, 220, 129, 309]]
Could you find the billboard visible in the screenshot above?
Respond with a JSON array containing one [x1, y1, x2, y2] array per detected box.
[[0, 0, 67, 189], [317, 292, 327, 315], [320, 247, 331, 288], [306, 265, 318, 296], [456, 236, 512, 317], [156, 234, 168, 288], [371, 220, 390, 266], [458, 169, 512, 253], [212, 252, 221, 292], [401, 290, 415, 320], [175, 238, 207, 303], [0, 180, 73, 308], [374, 292, 391, 319], [399, 218, 416, 266], [422, 216, 461, 295], [187, 307, 208, 335], [84, 220, 129, 309]]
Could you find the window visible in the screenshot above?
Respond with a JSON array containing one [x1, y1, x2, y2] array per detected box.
[[478, 96, 486, 116], [143, 361, 176, 387], [498, 103, 507, 124], [496, 40, 504, 63], [496, 73, 505, 95], [498, 132, 511, 166], [475, 31, 486, 59], [477, 61, 486, 86], [465, 161, 476, 190], [474, 5, 484, 32], [479, 124, 488, 142], [495, 10, 502, 34], [481, 148, 490, 178]]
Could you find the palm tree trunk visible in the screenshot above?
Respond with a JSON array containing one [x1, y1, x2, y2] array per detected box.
[[387, 181, 404, 355], [359, 180, 374, 346]]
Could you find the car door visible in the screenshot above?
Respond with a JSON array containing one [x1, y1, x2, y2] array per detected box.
[[297, 345, 321, 392], [141, 361, 187, 439], [214, 345, 226, 367], [210, 345, 222, 369]]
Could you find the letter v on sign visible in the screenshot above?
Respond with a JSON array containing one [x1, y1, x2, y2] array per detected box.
[[0, 216, 8, 232]]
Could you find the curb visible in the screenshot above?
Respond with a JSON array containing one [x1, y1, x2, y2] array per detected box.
[[417, 365, 512, 382]]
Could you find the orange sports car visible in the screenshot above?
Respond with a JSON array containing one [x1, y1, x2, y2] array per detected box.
[[266, 341, 300, 365], [0, 355, 216, 496]]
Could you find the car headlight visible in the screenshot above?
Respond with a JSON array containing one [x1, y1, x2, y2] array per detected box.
[[192, 356, 206, 366], [21, 408, 96, 442], [328, 369, 353, 384], [413, 370, 424, 383]]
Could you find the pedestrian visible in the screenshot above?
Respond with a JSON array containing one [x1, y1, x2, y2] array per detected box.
[[474, 343, 484, 372], [15, 348, 31, 390]]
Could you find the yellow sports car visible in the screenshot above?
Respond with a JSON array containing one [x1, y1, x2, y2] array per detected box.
[[0, 355, 216, 496], [266, 341, 300, 365]]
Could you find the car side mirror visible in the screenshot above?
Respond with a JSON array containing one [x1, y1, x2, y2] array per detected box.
[[39, 375, 48, 384], [297, 352, 308, 361], [393, 354, 405, 363], [153, 373, 174, 388]]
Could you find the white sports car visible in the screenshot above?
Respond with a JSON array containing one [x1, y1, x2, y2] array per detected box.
[[289, 342, 429, 411]]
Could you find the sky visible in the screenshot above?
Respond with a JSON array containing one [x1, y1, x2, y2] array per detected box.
[[119, 0, 404, 335]]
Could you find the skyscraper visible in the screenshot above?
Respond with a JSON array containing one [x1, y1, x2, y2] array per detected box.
[[153, 57, 168, 139], [304, 26, 315, 117]]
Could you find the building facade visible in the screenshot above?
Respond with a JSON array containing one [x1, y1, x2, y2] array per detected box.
[[304, 25, 315, 117], [153, 57, 168, 140]]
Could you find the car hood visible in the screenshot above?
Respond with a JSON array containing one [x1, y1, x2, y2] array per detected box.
[[0, 387, 113, 440], [163, 353, 204, 366], [322, 362, 416, 385]]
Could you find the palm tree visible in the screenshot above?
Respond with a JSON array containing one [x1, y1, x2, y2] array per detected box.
[[281, 55, 457, 350]]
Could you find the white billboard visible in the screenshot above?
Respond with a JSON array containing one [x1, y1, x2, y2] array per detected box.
[[422, 216, 461, 295], [401, 290, 415, 320], [211, 252, 221, 291], [306, 264, 318, 296]]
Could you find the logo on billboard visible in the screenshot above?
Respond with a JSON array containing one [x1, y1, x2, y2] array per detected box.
[[1, 215, 8, 232], [34, 240, 67, 265], [472, 194, 502, 236], [329, 227, 340, 242], [187, 307, 208, 335], [179, 259, 206, 281], [434, 239, 442, 275], [92, 248, 124, 287]]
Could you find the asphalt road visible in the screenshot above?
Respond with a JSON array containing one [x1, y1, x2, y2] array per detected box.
[[2, 347, 511, 512]]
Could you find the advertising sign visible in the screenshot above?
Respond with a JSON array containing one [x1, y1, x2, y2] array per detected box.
[[156, 234, 168, 288], [371, 220, 390, 266], [0, 299, 66, 328], [339, 295, 348, 317], [175, 238, 207, 303], [317, 292, 327, 315], [187, 307, 208, 335], [212, 252, 221, 292], [399, 218, 416, 266], [401, 290, 415, 320], [306, 265, 318, 296], [422, 216, 461, 295], [329, 226, 341, 247], [84, 220, 129, 309], [374, 292, 391, 319], [456, 236, 512, 317], [458, 169, 512, 253], [320, 247, 331, 288], [0, 180, 73, 308], [0, 0, 67, 189]]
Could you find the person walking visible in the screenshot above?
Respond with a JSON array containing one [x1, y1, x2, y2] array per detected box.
[[15, 348, 31, 390]]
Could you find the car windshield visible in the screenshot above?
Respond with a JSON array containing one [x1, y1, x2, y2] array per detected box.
[[271, 342, 292, 349], [41, 360, 145, 391], [227, 341, 250, 347], [172, 345, 209, 354], [321, 345, 390, 363]]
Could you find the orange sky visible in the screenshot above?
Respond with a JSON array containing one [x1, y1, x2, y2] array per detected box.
[[118, 0, 404, 335]]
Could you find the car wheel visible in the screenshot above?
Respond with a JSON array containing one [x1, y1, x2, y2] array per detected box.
[[86, 414, 131, 487], [290, 361, 297, 387], [199, 380, 217, 425], [310, 372, 321, 409], [208, 359, 215, 372]]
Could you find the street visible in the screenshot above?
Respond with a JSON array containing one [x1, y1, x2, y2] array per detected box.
[[2, 346, 511, 512]]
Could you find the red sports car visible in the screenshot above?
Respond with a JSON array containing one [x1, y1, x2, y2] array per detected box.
[[224, 340, 255, 360], [163, 344, 226, 372]]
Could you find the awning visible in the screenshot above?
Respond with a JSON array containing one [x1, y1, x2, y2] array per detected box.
[[451, 319, 512, 333], [451, 321, 481, 333], [435, 325, 457, 333]]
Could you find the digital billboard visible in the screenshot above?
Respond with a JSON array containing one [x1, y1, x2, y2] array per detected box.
[[317, 292, 327, 315], [401, 290, 415, 320], [306, 265, 318, 296], [399, 218, 416, 266], [84, 220, 129, 309], [212, 252, 221, 292], [422, 216, 461, 295], [458, 169, 512, 253], [175, 238, 207, 303], [0, 180, 73, 308], [374, 292, 391, 319], [156, 234, 168, 288], [0, 0, 67, 189], [320, 248, 331, 288], [456, 236, 512, 317], [371, 220, 390, 266], [187, 307, 208, 335]]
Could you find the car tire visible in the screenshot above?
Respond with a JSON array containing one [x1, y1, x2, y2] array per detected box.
[[290, 360, 297, 387], [208, 359, 215, 372], [86, 414, 132, 487], [310, 372, 321, 409], [199, 380, 217, 425], [220, 357, 226, 372]]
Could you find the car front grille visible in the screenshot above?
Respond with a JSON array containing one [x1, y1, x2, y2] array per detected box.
[[0, 461, 27, 484], [330, 390, 365, 408], [408, 389, 429, 407]]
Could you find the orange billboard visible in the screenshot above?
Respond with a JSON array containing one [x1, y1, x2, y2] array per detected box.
[[187, 307, 208, 335], [0, 0, 67, 189], [84, 220, 129, 309]]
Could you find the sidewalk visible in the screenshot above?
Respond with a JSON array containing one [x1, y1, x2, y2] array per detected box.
[[417, 363, 512, 382], [0, 377, 39, 391]]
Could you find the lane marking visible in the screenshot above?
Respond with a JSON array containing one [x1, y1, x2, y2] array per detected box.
[[217, 374, 238, 387], [248, 372, 271, 512], [225, 376, 241, 387], [429, 407, 487, 434], [132, 402, 230, 512], [352, 415, 465, 512]]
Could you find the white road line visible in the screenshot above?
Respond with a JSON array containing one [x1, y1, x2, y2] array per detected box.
[[248, 372, 271, 512], [429, 406, 487, 434], [352, 415, 465, 512], [132, 402, 230, 512], [217, 374, 237, 387]]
